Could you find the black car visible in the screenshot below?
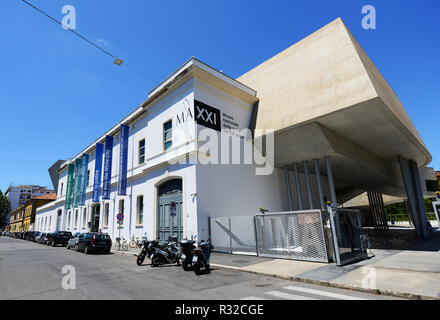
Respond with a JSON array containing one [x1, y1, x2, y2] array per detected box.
[[47, 231, 72, 247], [23, 231, 33, 241], [75, 233, 112, 254], [27, 231, 40, 241]]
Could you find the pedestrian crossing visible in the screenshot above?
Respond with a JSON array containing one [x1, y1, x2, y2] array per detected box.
[[240, 285, 369, 300]]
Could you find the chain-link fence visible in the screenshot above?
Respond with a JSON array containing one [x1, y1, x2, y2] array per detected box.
[[210, 210, 329, 262]]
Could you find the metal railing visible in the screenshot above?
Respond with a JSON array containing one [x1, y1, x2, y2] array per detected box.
[[210, 210, 330, 263]]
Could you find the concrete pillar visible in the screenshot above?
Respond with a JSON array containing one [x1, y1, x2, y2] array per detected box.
[[325, 157, 337, 206], [293, 163, 303, 210], [284, 166, 293, 211], [398, 156, 428, 238], [409, 160, 429, 238], [314, 159, 326, 210], [303, 161, 314, 209]]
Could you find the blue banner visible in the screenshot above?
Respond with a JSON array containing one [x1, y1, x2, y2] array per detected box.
[[92, 143, 103, 202], [118, 124, 129, 196], [102, 135, 114, 200], [64, 163, 75, 210], [72, 158, 82, 208], [78, 153, 89, 206]]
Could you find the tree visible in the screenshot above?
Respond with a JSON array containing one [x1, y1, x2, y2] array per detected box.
[[0, 190, 11, 229]]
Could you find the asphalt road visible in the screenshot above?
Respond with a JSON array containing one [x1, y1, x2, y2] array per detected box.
[[0, 236, 400, 300]]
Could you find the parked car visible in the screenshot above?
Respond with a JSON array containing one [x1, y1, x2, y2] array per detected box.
[[41, 233, 51, 245], [36, 233, 46, 244], [31, 232, 41, 242], [75, 233, 112, 254], [47, 231, 72, 247], [23, 231, 33, 240], [67, 232, 82, 250]]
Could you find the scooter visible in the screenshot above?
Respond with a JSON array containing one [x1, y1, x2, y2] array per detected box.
[[179, 239, 196, 271], [192, 240, 213, 275], [150, 236, 182, 267]]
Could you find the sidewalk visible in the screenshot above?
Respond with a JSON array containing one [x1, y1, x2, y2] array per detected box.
[[111, 237, 440, 300], [210, 236, 440, 300]]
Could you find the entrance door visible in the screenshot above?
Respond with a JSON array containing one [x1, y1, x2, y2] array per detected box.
[[91, 204, 100, 232], [56, 210, 62, 231], [158, 179, 183, 241]]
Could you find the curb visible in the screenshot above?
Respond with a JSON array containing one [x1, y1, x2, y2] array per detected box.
[[210, 263, 440, 301], [112, 250, 139, 257]]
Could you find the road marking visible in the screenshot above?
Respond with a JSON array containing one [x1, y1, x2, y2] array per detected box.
[[240, 296, 267, 300], [283, 286, 367, 300], [264, 290, 317, 300]]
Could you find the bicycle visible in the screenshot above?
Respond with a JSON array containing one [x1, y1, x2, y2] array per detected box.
[[129, 236, 144, 248], [115, 237, 129, 251]]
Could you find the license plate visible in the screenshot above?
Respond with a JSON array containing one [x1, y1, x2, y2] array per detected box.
[[192, 256, 198, 263], [181, 254, 186, 260]]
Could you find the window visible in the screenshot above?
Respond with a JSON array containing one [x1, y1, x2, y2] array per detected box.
[[82, 208, 87, 229], [163, 120, 172, 150], [104, 203, 109, 227], [49, 216, 52, 230], [136, 195, 144, 225], [86, 170, 90, 187], [74, 210, 78, 229], [118, 199, 124, 226], [60, 183, 64, 196], [139, 139, 145, 164], [67, 211, 71, 229]]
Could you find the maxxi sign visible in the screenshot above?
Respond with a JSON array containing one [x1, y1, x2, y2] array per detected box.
[[194, 100, 221, 132]]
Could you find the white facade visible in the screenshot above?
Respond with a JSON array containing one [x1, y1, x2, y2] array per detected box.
[[35, 58, 293, 242]]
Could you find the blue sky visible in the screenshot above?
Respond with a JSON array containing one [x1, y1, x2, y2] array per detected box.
[[0, 0, 439, 192]]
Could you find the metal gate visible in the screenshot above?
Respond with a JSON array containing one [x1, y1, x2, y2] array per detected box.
[[210, 210, 329, 263], [255, 211, 329, 262], [329, 208, 366, 266]]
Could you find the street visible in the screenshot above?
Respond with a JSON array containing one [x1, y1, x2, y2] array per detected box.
[[0, 237, 399, 300]]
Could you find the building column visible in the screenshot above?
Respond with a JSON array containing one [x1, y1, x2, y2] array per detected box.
[[303, 161, 314, 209], [284, 166, 293, 211], [325, 156, 337, 206], [293, 163, 303, 210], [398, 155, 428, 238], [314, 159, 326, 210]]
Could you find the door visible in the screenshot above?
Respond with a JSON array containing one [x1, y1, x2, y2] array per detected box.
[[158, 179, 183, 241], [91, 204, 100, 232]]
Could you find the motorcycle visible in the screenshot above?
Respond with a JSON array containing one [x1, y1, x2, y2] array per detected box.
[[136, 239, 159, 266], [179, 239, 196, 271], [192, 240, 213, 275], [150, 236, 182, 267]]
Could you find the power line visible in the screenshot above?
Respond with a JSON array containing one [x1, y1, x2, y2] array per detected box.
[[21, 0, 159, 84]]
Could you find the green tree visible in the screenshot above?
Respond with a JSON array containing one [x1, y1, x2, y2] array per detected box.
[[0, 190, 11, 229]]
